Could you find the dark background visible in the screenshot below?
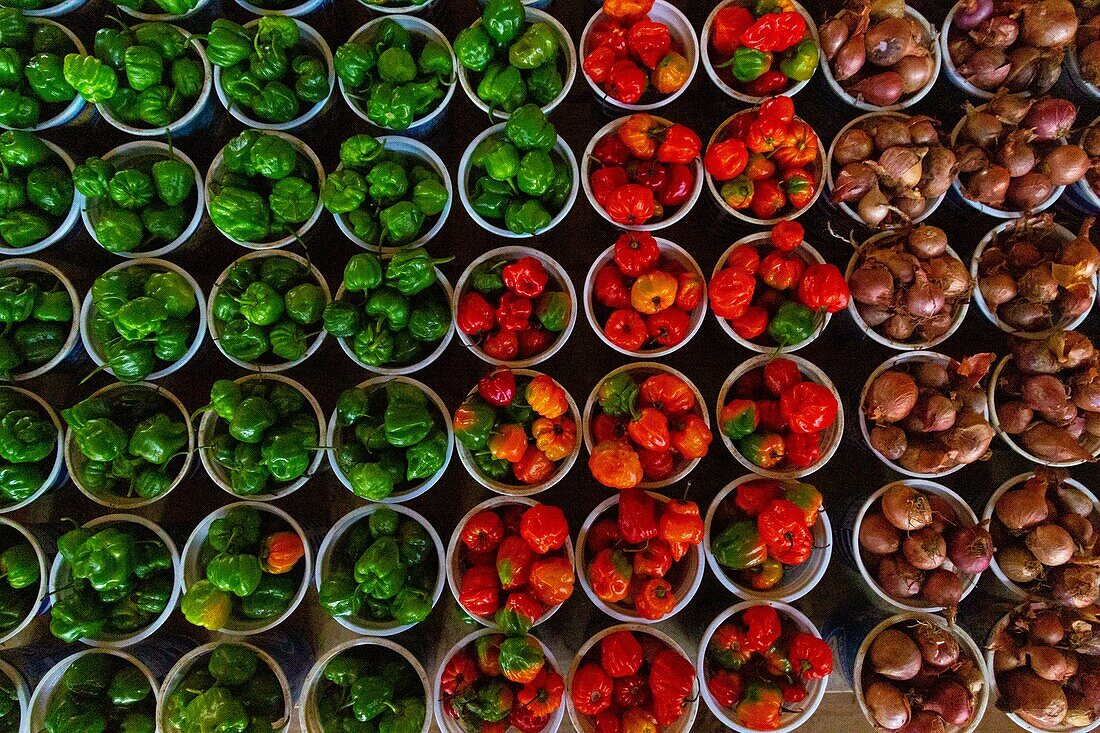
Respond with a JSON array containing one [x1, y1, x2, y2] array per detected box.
[[8, 0, 1100, 729]]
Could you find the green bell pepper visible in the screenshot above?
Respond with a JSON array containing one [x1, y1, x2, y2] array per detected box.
[[453, 26, 492, 73], [509, 22, 557, 70], [767, 300, 817, 346], [483, 0, 525, 45]]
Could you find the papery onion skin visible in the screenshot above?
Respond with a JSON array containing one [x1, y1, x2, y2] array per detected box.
[[996, 476, 1050, 531], [1025, 645, 1077, 683], [1019, 0, 1078, 49], [998, 668, 1068, 728], [1042, 145, 1089, 186], [865, 681, 911, 730], [997, 400, 1033, 434], [871, 425, 908, 461], [903, 526, 947, 570], [979, 271, 1018, 307], [946, 521, 994, 574], [877, 553, 926, 599], [1023, 98, 1077, 142], [867, 371, 919, 423], [870, 628, 923, 680], [954, 0, 994, 31], [1050, 565, 1100, 608], [1020, 422, 1095, 463], [882, 483, 933, 531], [1024, 523, 1075, 567], [915, 623, 961, 668], [921, 679, 974, 726], [850, 72, 905, 107], [921, 568, 963, 619], [996, 543, 1043, 584], [861, 511, 903, 554]]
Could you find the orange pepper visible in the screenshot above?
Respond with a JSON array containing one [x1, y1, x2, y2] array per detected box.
[[588, 439, 643, 490], [630, 271, 678, 314], [640, 373, 695, 415], [617, 113, 663, 160], [517, 669, 565, 718], [621, 708, 659, 733], [489, 423, 528, 463], [653, 52, 690, 95], [736, 681, 784, 731], [671, 414, 712, 459], [514, 445, 555, 485], [526, 375, 568, 419], [532, 415, 577, 462], [528, 555, 575, 605], [602, 0, 654, 18], [260, 531, 304, 574], [634, 578, 677, 620]]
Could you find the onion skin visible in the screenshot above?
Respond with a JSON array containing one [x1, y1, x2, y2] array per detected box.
[[915, 623, 961, 668], [835, 33, 867, 81], [896, 54, 934, 94], [861, 511, 903, 554], [870, 628, 923, 680], [913, 361, 949, 389], [1019, 0, 1078, 49], [921, 679, 974, 726], [1027, 610, 1064, 646], [996, 400, 1033, 434], [979, 271, 1018, 307], [866, 17, 918, 67], [1042, 145, 1089, 186], [1050, 565, 1100, 608], [867, 371, 919, 423], [850, 72, 905, 107], [1020, 422, 1095, 463], [998, 669, 1068, 728], [965, 165, 1010, 205], [995, 476, 1050, 531], [941, 411, 995, 464], [908, 226, 947, 258], [1024, 523, 1075, 567], [953, 0, 994, 31], [1025, 645, 1077, 683], [1007, 172, 1054, 211], [834, 128, 875, 166], [870, 425, 908, 461], [877, 553, 925, 599], [958, 47, 1011, 89], [946, 521, 994, 574], [921, 568, 963, 620], [820, 17, 850, 60], [996, 543, 1043, 584], [833, 162, 878, 203], [850, 262, 895, 306], [1023, 98, 1078, 142], [903, 527, 947, 570], [865, 681, 911, 730], [970, 15, 1018, 48]]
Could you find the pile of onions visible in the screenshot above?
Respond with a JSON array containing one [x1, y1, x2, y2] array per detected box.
[[858, 482, 992, 621], [988, 469, 1100, 609], [990, 601, 1100, 730], [848, 225, 972, 345], [1079, 119, 1100, 198], [820, 0, 937, 108], [863, 353, 996, 474], [952, 93, 1086, 213], [976, 214, 1098, 334], [947, 0, 1078, 95], [860, 618, 985, 731], [831, 115, 955, 228], [994, 331, 1100, 464], [1074, 5, 1100, 89]]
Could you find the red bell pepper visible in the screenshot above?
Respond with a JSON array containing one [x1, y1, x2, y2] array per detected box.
[[520, 503, 568, 554], [502, 256, 548, 298], [674, 270, 703, 311], [770, 220, 803, 252], [607, 60, 647, 104], [658, 498, 704, 549], [589, 439, 643, 490], [528, 555, 575, 606], [746, 69, 789, 95], [759, 95, 795, 124], [756, 399, 788, 431], [657, 124, 701, 164], [482, 329, 519, 361], [634, 160, 667, 196], [459, 564, 501, 616], [709, 623, 752, 670], [648, 648, 696, 710], [745, 117, 788, 154], [441, 651, 479, 695], [739, 432, 785, 469], [613, 673, 650, 709], [586, 517, 622, 555], [731, 306, 768, 340], [757, 498, 813, 565], [600, 628, 643, 677], [736, 681, 783, 731], [627, 19, 671, 69], [749, 178, 786, 219], [604, 308, 648, 352], [764, 358, 801, 397], [741, 604, 782, 653], [633, 538, 673, 578], [638, 448, 673, 482], [592, 133, 631, 166], [783, 167, 816, 209], [589, 15, 628, 55], [741, 12, 807, 53], [613, 232, 660, 277], [618, 489, 658, 544], [639, 373, 695, 415], [584, 45, 618, 84], [518, 327, 552, 358], [588, 547, 632, 603], [658, 162, 693, 207], [745, 152, 777, 181], [571, 663, 613, 716], [773, 119, 819, 169], [725, 245, 761, 274], [779, 381, 837, 434], [670, 413, 712, 459], [735, 478, 780, 517], [645, 307, 691, 347], [711, 5, 754, 56], [626, 407, 670, 452], [635, 577, 677, 620], [709, 267, 755, 320], [595, 264, 631, 308], [495, 292, 532, 332], [704, 138, 748, 181], [514, 445, 555, 485], [758, 252, 805, 291], [591, 166, 630, 207], [785, 431, 822, 468], [708, 669, 744, 708], [592, 413, 627, 444], [477, 367, 516, 407], [798, 263, 850, 313], [457, 291, 495, 335], [790, 632, 834, 679], [604, 184, 656, 225], [495, 590, 544, 634], [461, 510, 504, 553], [489, 423, 527, 463]]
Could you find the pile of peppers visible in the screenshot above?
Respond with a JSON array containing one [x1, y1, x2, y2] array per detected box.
[[208, 129, 320, 245], [704, 604, 833, 730], [707, 0, 818, 98], [592, 231, 704, 353], [710, 477, 823, 591], [333, 379, 448, 500], [0, 11, 78, 130], [588, 369, 712, 490], [86, 264, 200, 381], [709, 220, 849, 347], [456, 253, 570, 363], [68, 22, 204, 130], [0, 269, 72, 379], [466, 104, 572, 235], [324, 251, 452, 370], [570, 627, 697, 730], [454, 368, 577, 487], [181, 506, 305, 631], [50, 520, 174, 642], [582, 0, 691, 105], [314, 645, 427, 733], [43, 652, 156, 733], [205, 16, 330, 125], [584, 490, 703, 621], [211, 253, 328, 367], [321, 133, 448, 247], [440, 632, 564, 733], [720, 357, 839, 472], [588, 113, 700, 227], [455, 501, 574, 630], [63, 385, 189, 502], [318, 506, 436, 628], [202, 377, 320, 496], [454, 0, 566, 114], [0, 526, 39, 636], [0, 388, 56, 508], [705, 95, 820, 220], [0, 131, 74, 251], [0, 672, 15, 733], [104, 0, 199, 20], [162, 642, 287, 733], [334, 19, 453, 131], [75, 148, 196, 254]]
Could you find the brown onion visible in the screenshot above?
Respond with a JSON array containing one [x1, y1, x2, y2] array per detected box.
[[1050, 565, 1100, 608], [1023, 98, 1078, 141], [849, 72, 905, 107], [1017, 268, 1060, 304], [969, 15, 1018, 48], [1027, 610, 1064, 645], [834, 127, 875, 166], [1041, 144, 1089, 186], [820, 17, 850, 60], [1020, 423, 1094, 463], [1000, 300, 1051, 330], [870, 628, 922, 680], [946, 521, 994, 574], [903, 527, 947, 570], [1057, 217, 1100, 279], [867, 370, 919, 423], [998, 669, 1068, 728], [962, 105, 1003, 146], [918, 148, 955, 198], [833, 162, 878, 203], [872, 119, 912, 150], [908, 225, 947, 258], [871, 425, 908, 461], [865, 681, 911, 730], [979, 270, 1018, 307], [909, 118, 939, 146], [884, 314, 918, 342], [1054, 283, 1093, 323], [881, 483, 932, 530], [858, 301, 894, 326], [877, 554, 925, 599], [835, 33, 867, 81], [1026, 645, 1078, 682], [996, 400, 1033, 434], [858, 182, 894, 227], [915, 622, 960, 668], [1019, 0, 1078, 49], [1007, 172, 1054, 210], [1025, 524, 1075, 566], [966, 165, 1011, 205], [861, 511, 902, 554], [922, 679, 974, 726], [915, 393, 957, 432], [954, 143, 989, 173], [850, 262, 895, 305], [866, 17, 918, 67], [913, 361, 949, 388], [987, 90, 1034, 125], [905, 271, 946, 318], [997, 130, 1037, 178], [922, 568, 963, 618], [997, 543, 1043, 583], [925, 256, 970, 298], [958, 47, 1011, 89], [941, 411, 995, 463], [896, 54, 934, 94], [996, 476, 1050, 531]]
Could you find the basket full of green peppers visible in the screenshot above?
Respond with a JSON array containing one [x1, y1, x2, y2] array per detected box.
[[335, 16, 455, 134], [181, 503, 310, 633], [30, 650, 157, 733], [209, 251, 330, 370], [65, 22, 211, 135], [207, 16, 333, 129], [329, 377, 452, 503], [197, 374, 325, 500], [160, 641, 290, 733], [323, 133, 450, 251], [0, 260, 78, 380], [325, 251, 454, 374], [0, 387, 62, 512], [206, 129, 325, 248], [0, 132, 79, 254], [317, 504, 443, 635], [0, 662, 22, 733], [75, 142, 202, 256], [62, 382, 194, 508], [81, 260, 206, 382], [0, 518, 45, 644], [302, 638, 429, 733], [459, 103, 577, 236], [0, 11, 83, 131], [454, 0, 576, 119], [111, 0, 208, 22], [48, 515, 179, 645]]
